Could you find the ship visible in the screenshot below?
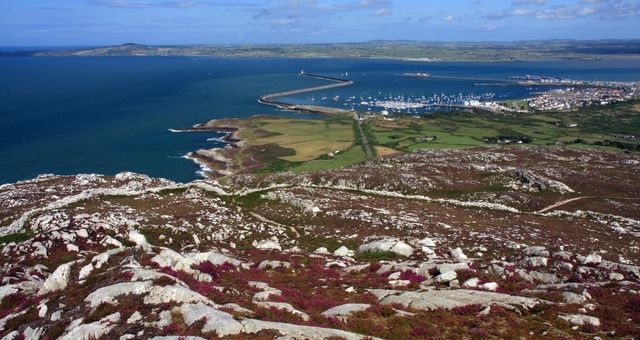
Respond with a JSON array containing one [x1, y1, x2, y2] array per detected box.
[[401, 72, 430, 79]]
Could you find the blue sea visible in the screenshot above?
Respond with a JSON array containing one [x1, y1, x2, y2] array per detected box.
[[1, 56, 639, 184]]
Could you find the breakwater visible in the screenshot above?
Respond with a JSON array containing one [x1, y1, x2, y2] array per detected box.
[[258, 73, 354, 114]]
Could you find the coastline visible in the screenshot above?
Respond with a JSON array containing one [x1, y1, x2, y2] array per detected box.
[[173, 124, 244, 179], [175, 72, 358, 179]]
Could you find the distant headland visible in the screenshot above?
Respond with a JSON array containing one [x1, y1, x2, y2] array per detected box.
[[4, 39, 640, 62]]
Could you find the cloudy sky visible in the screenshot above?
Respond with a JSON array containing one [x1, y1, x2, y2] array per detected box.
[[1, 0, 639, 46]]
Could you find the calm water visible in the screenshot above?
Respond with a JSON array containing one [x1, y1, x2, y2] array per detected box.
[[1, 57, 639, 184]]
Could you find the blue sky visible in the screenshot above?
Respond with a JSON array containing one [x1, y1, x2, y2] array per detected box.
[[1, 0, 639, 46]]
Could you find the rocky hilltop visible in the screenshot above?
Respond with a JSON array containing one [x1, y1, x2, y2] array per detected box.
[[1, 147, 639, 339]]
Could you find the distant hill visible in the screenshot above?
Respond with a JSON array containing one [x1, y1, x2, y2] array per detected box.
[[5, 40, 640, 61]]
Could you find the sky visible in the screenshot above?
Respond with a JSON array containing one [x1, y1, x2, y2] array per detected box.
[[1, 0, 639, 46]]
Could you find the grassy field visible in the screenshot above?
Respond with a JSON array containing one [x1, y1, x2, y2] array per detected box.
[[216, 114, 368, 173], [369, 100, 640, 152], [202, 100, 638, 178], [247, 119, 354, 162]]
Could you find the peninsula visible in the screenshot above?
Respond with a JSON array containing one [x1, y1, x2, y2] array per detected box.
[[8, 40, 640, 62]]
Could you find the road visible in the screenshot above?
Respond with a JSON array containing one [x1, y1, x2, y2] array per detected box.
[[354, 112, 374, 159]]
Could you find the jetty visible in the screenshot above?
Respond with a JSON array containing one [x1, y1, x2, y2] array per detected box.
[[258, 72, 354, 115]]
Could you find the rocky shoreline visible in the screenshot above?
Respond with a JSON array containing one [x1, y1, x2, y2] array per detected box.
[[174, 124, 244, 179]]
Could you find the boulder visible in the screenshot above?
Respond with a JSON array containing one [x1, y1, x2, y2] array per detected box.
[[39, 262, 74, 295], [449, 248, 468, 262], [85, 281, 152, 308], [480, 282, 499, 291], [609, 272, 624, 281], [581, 254, 602, 265], [0, 286, 18, 303], [529, 271, 561, 284], [524, 256, 548, 268], [193, 252, 242, 267], [314, 247, 330, 254], [59, 312, 120, 340], [333, 246, 352, 257], [241, 319, 371, 339], [559, 313, 600, 327], [257, 260, 291, 270], [436, 263, 469, 274], [144, 284, 212, 305], [562, 292, 587, 304], [368, 289, 543, 311], [78, 264, 94, 280], [523, 246, 549, 257], [252, 238, 282, 251], [76, 229, 89, 238], [434, 271, 457, 283], [175, 303, 243, 336], [462, 278, 480, 288], [358, 238, 413, 257], [256, 301, 310, 321], [128, 230, 149, 248], [321, 304, 371, 321], [418, 237, 436, 248]]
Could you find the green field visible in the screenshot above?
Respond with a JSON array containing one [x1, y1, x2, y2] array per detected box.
[[210, 114, 369, 174], [369, 100, 640, 152]]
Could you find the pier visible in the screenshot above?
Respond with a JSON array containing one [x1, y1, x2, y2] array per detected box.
[[258, 73, 354, 115]]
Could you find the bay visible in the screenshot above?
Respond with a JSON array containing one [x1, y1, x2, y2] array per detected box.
[[0, 56, 638, 184]]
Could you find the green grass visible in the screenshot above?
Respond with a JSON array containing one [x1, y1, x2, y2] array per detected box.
[[0, 232, 32, 245], [290, 145, 367, 172], [371, 101, 640, 153], [354, 251, 403, 262]]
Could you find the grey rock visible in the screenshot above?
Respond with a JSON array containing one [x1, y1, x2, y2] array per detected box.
[[581, 254, 602, 265], [434, 271, 457, 283], [449, 248, 468, 262], [559, 313, 600, 327], [175, 303, 243, 336], [358, 238, 413, 257], [609, 272, 624, 281], [368, 289, 543, 311], [562, 292, 588, 304], [436, 263, 469, 274], [39, 261, 74, 295], [321, 304, 371, 321], [529, 271, 561, 284], [524, 246, 550, 257], [241, 318, 373, 339], [523, 256, 548, 268]]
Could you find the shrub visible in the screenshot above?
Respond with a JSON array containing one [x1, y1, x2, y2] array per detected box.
[[85, 302, 119, 323], [452, 304, 483, 316], [399, 270, 425, 285], [153, 275, 176, 287]]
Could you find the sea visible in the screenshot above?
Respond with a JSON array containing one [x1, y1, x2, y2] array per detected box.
[[1, 56, 639, 184]]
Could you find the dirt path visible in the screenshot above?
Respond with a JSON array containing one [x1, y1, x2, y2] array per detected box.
[[537, 196, 592, 213]]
